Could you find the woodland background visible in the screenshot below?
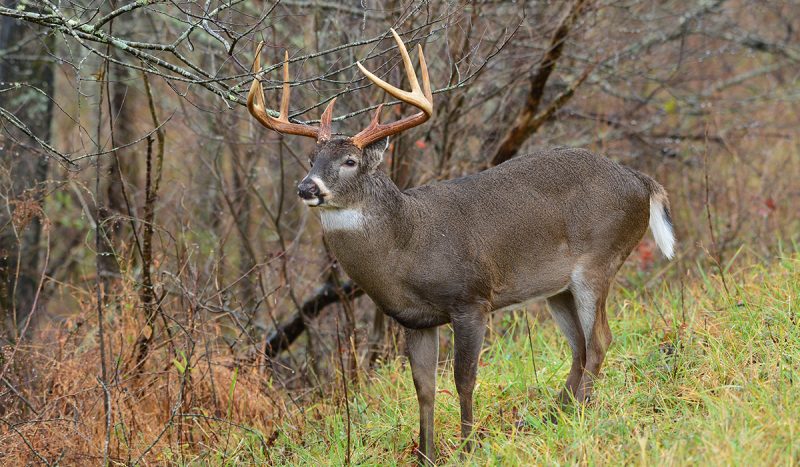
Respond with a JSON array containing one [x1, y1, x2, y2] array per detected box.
[[0, 0, 798, 464]]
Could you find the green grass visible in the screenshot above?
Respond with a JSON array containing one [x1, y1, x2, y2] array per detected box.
[[214, 253, 799, 465]]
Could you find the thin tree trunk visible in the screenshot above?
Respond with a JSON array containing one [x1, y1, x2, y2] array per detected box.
[[0, 11, 54, 341], [100, 54, 139, 287], [132, 71, 166, 372], [490, 0, 590, 166]]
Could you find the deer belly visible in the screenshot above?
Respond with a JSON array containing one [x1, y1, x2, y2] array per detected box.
[[384, 307, 451, 329], [351, 277, 451, 329], [358, 281, 451, 328]]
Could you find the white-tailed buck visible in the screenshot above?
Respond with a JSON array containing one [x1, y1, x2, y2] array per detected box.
[[247, 30, 676, 464]]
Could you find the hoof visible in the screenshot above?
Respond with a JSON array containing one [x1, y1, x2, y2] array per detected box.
[[557, 389, 577, 406], [543, 409, 560, 425]]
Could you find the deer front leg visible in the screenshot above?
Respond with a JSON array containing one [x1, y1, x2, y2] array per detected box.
[[406, 327, 439, 465], [452, 313, 487, 451]]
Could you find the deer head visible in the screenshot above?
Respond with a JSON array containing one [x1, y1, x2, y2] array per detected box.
[[247, 29, 433, 209]]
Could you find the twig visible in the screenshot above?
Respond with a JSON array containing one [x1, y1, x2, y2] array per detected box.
[[132, 313, 196, 465], [703, 124, 731, 297], [262, 281, 363, 357], [0, 376, 40, 415], [490, 0, 590, 165], [523, 310, 539, 386], [334, 309, 351, 466], [0, 418, 51, 465], [0, 218, 50, 381], [96, 31, 112, 466]]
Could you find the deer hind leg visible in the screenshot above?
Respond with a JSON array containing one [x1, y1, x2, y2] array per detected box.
[[570, 266, 613, 403], [406, 327, 439, 465], [452, 311, 487, 451], [545, 290, 586, 405]]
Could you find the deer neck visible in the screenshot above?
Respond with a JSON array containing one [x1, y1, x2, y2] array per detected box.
[[320, 170, 419, 298], [318, 173, 415, 292], [319, 172, 409, 243]]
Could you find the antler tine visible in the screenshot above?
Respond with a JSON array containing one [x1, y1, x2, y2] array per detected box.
[[394, 30, 421, 96], [368, 104, 384, 128], [318, 97, 337, 142], [351, 29, 434, 149], [246, 43, 324, 140], [355, 29, 433, 116], [248, 42, 267, 114], [418, 44, 432, 103], [280, 50, 290, 121]]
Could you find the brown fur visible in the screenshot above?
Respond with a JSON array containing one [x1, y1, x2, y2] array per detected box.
[[300, 138, 671, 464]]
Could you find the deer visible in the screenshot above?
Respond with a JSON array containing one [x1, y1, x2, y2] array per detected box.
[[246, 30, 676, 465]]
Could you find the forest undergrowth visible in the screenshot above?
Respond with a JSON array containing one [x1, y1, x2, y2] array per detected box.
[[214, 247, 798, 465]]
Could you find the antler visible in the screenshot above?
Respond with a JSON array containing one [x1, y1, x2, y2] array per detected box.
[[247, 42, 336, 142], [351, 29, 434, 149]]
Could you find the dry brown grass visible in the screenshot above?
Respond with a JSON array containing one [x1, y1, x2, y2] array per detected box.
[[1, 281, 287, 465]]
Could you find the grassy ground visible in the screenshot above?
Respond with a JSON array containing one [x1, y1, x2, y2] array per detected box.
[[218, 251, 799, 465]]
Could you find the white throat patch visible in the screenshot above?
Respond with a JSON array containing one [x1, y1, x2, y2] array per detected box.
[[320, 208, 367, 232]]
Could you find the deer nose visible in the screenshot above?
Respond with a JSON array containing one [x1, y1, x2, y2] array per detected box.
[[297, 179, 320, 200]]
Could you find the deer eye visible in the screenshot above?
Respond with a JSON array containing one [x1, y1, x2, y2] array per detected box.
[[343, 159, 357, 167], [308, 159, 314, 167]]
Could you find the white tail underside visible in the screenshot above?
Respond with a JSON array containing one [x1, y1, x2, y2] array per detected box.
[[649, 196, 676, 259]]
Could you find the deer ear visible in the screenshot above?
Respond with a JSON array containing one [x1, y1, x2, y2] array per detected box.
[[363, 137, 389, 172]]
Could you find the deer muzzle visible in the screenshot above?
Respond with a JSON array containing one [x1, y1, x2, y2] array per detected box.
[[298, 176, 330, 206]]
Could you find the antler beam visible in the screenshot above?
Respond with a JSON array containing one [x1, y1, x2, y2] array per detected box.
[[247, 43, 335, 142]]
